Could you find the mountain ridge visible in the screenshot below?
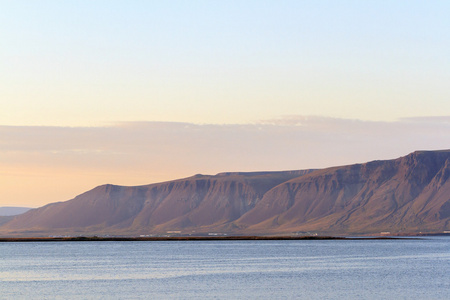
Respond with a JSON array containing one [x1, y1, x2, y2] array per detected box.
[[236, 150, 450, 234], [1, 150, 449, 237]]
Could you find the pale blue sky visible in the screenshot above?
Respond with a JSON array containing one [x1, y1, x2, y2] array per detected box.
[[2, 0, 449, 125]]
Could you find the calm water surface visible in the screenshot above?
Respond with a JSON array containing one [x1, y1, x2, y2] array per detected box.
[[1, 238, 449, 299]]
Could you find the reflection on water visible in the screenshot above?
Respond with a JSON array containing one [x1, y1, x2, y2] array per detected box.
[[1, 238, 449, 299]]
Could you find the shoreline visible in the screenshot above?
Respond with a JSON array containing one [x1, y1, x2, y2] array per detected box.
[[0, 235, 416, 242]]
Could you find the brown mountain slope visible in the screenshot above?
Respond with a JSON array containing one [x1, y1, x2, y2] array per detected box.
[[237, 150, 450, 234], [1, 170, 312, 236], [0, 216, 14, 226], [0, 150, 449, 237]]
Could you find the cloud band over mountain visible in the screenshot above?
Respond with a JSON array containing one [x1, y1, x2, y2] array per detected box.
[[1, 116, 449, 207]]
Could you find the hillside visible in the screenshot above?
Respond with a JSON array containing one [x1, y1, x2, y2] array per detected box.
[[237, 150, 450, 234], [1, 170, 312, 236], [1, 150, 449, 236], [0, 206, 32, 216]]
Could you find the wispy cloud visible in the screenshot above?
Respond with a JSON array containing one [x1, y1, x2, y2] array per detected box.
[[1, 116, 449, 206]]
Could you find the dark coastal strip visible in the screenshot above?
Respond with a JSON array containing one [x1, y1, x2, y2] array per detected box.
[[0, 236, 408, 242]]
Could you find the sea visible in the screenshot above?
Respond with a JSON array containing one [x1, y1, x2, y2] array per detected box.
[[0, 237, 449, 299]]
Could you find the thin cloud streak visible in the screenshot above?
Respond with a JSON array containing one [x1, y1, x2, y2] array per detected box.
[[1, 116, 449, 206]]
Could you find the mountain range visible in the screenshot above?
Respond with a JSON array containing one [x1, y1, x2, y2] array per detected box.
[[1, 150, 449, 237]]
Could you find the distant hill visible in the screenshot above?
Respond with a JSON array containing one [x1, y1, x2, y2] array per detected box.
[[0, 207, 32, 216], [1, 150, 449, 237]]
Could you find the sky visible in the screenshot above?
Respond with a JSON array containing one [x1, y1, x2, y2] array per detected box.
[[1, 1, 449, 207]]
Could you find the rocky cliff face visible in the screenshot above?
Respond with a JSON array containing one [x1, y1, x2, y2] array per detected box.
[[1, 170, 312, 235], [237, 150, 450, 234], [1, 150, 449, 236]]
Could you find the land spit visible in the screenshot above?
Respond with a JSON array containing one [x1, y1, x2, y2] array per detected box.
[[0, 235, 414, 242]]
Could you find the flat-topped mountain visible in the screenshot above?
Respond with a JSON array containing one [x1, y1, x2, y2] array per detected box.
[[1, 150, 449, 236], [238, 150, 450, 234]]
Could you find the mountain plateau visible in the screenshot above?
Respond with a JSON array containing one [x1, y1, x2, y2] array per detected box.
[[1, 150, 449, 237]]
